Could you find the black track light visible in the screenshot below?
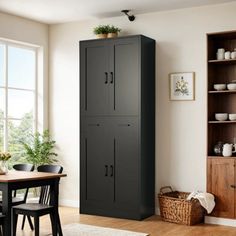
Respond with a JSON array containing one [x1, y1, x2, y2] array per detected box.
[[121, 10, 135, 21]]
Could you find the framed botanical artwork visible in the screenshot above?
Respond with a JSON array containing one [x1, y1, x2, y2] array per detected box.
[[169, 72, 195, 101]]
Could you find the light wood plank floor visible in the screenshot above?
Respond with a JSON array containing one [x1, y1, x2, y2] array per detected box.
[[15, 207, 236, 236]]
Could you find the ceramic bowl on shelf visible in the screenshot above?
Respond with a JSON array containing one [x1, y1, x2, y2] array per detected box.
[[215, 113, 228, 121], [229, 114, 236, 121], [227, 83, 236, 90], [213, 84, 226, 91]]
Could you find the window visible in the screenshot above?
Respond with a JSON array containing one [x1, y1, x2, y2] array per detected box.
[[0, 41, 38, 165]]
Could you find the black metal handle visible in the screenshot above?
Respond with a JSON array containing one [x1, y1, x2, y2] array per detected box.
[[110, 165, 113, 177], [110, 72, 113, 84], [105, 165, 108, 176], [231, 184, 236, 188], [88, 124, 100, 126], [105, 72, 108, 84]]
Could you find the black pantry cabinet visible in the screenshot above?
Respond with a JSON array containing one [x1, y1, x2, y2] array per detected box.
[[80, 35, 155, 220]]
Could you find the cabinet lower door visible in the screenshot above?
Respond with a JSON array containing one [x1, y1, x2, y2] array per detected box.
[[113, 118, 139, 211], [207, 158, 235, 218], [81, 118, 114, 209]]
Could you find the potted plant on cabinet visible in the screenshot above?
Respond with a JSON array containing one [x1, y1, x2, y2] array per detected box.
[[107, 25, 121, 38], [93, 25, 109, 38]]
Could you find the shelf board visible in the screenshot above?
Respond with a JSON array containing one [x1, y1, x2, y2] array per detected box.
[[208, 90, 236, 94], [208, 156, 236, 159], [208, 120, 236, 124], [208, 59, 236, 64]]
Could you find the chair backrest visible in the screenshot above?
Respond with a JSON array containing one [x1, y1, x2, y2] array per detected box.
[[13, 164, 34, 172], [37, 165, 63, 174], [37, 165, 63, 205], [12, 164, 35, 200]]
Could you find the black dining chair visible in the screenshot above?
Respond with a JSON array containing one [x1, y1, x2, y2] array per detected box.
[[12, 164, 63, 236], [0, 163, 34, 230], [13, 164, 35, 230]]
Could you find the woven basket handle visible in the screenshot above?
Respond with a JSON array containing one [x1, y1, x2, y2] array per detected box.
[[160, 186, 173, 194]]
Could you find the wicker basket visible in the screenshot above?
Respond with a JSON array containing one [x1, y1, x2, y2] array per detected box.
[[158, 186, 205, 225]]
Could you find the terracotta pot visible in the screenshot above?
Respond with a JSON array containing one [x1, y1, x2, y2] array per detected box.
[[96, 34, 107, 39], [107, 33, 118, 38]]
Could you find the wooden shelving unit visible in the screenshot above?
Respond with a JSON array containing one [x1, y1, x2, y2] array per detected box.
[[207, 30, 236, 219]]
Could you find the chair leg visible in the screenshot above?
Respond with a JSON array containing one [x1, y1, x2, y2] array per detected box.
[[12, 212, 18, 236], [0, 225, 2, 236], [57, 213, 63, 236], [50, 212, 57, 236], [21, 215, 26, 230], [27, 215, 34, 230], [34, 217, 39, 236]]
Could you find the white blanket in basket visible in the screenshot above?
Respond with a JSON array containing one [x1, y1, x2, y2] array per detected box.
[[187, 191, 215, 214]]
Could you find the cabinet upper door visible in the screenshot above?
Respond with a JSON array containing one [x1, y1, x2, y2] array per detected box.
[[80, 42, 109, 116], [207, 158, 235, 218], [109, 38, 139, 116]]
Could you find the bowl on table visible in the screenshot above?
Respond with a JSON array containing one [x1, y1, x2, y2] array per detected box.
[[215, 113, 228, 121], [213, 84, 226, 91]]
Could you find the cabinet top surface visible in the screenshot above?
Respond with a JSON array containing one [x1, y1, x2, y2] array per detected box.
[[79, 34, 155, 43]]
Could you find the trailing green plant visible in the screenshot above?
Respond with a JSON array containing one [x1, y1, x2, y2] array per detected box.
[[93, 25, 109, 35], [21, 130, 58, 168], [108, 25, 121, 33]]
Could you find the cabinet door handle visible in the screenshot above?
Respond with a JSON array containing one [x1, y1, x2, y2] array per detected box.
[[105, 72, 108, 84], [110, 165, 113, 177], [110, 72, 114, 84], [230, 184, 236, 188], [88, 124, 100, 126], [105, 165, 108, 176]]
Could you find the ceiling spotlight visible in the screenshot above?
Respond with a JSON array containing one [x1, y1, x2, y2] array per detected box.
[[121, 10, 135, 21]]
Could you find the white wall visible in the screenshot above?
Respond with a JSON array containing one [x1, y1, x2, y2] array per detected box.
[[49, 2, 236, 208], [0, 12, 49, 129]]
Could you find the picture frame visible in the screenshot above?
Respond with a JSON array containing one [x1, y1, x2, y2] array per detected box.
[[169, 72, 195, 101]]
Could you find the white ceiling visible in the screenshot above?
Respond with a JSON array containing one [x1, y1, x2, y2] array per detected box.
[[0, 0, 235, 24]]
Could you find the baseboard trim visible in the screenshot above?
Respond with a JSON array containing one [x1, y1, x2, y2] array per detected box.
[[59, 199, 79, 208], [155, 207, 160, 215], [205, 216, 236, 226]]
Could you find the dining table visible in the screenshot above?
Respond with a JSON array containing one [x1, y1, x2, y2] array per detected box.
[[0, 170, 66, 236]]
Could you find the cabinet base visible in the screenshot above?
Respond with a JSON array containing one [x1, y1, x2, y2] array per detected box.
[[80, 206, 154, 221]]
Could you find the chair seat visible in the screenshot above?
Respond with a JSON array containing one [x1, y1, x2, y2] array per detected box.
[[13, 203, 54, 212]]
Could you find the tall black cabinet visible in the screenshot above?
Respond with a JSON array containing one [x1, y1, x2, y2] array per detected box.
[[80, 35, 155, 220]]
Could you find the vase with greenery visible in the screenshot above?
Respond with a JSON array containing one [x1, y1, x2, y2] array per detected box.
[[21, 130, 58, 168], [93, 25, 109, 38], [0, 152, 11, 174], [107, 25, 121, 38]]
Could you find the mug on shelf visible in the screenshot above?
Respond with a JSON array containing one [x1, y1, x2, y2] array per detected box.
[[225, 51, 231, 60]]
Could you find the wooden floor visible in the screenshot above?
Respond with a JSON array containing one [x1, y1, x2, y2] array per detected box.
[[15, 206, 236, 236]]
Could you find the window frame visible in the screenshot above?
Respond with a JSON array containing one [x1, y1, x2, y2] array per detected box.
[[0, 40, 38, 152]]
